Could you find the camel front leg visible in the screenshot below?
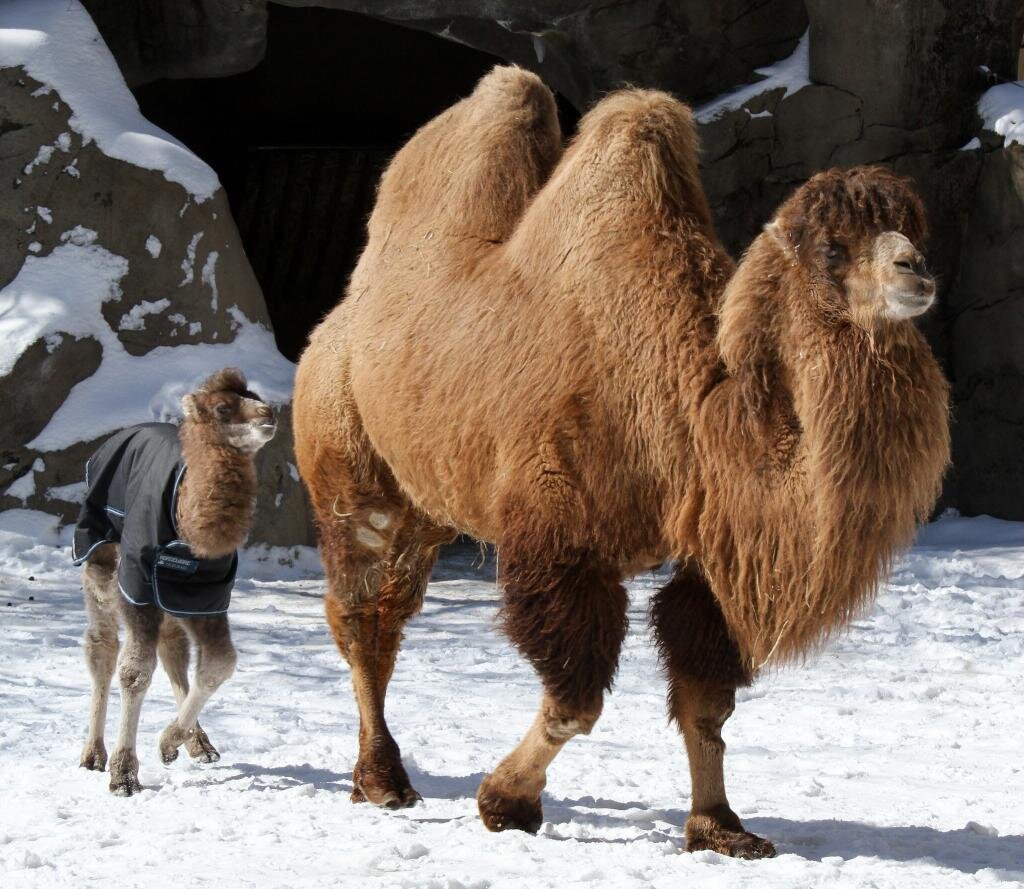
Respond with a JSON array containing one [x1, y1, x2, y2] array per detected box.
[[109, 601, 162, 796], [652, 563, 775, 858], [477, 540, 628, 832], [157, 619, 220, 762], [158, 615, 236, 764]]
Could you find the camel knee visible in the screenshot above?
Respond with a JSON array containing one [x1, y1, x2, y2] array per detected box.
[[541, 698, 603, 742], [118, 652, 157, 692], [199, 644, 237, 689]]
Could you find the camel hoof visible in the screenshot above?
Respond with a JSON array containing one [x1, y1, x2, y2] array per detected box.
[[79, 740, 107, 772], [352, 758, 421, 809], [109, 771, 144, 797], [685, 811, 776, 859], [477, 775, 543, 833], [108, 749, 143, 796], [185, 725, 220, 763]]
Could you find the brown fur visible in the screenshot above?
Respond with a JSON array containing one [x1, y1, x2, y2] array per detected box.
[[176, 368, 268, 557], [293, 66, 949, 850]]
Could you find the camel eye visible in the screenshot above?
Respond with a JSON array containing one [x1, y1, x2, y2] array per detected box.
[[823, 243, 847, 269], [215, 403, 231, 419]]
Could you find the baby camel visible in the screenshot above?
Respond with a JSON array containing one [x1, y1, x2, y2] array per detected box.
[[73, 368, 276, 795]]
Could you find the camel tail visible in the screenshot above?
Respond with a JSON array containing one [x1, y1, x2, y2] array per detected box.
[[573, 89, 714, 233]]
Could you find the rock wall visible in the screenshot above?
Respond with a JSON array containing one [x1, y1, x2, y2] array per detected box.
[[10, 0, 1024, 522], [0, 26, 313, 546]]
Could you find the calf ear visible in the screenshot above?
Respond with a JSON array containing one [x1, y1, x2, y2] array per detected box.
[[181, 393, 199, 419]]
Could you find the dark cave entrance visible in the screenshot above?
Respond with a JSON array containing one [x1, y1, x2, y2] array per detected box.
[[133, 5, 578, 361]]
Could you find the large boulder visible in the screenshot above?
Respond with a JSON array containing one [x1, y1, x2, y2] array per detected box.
[[0, 3, 311, 545]]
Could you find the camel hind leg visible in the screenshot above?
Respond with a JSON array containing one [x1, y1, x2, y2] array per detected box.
[[650, 561, 776, 859], [80, 543, 120, 771], [344, 514, 453, 805], [308, 438, 447, 808]]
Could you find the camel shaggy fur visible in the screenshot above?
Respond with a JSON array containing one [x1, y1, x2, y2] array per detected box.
[[78, 369, 276, 795], [292, 66, 949, 856]]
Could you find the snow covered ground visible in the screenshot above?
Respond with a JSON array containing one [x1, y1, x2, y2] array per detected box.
[[0, 510, 1021, 888]]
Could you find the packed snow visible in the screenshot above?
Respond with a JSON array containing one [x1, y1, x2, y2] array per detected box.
[[0, 509, 1020, 888], [0, 0, 219, 200], [695, 30, 811, 123], [978, 80, 1024, 148]]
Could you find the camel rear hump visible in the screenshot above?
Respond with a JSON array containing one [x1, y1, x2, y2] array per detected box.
[[367, 65, 563, 250]]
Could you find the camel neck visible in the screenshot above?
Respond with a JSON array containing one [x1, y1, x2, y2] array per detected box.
[[694, 314, 949, 672], [175, 421, 258, 558]]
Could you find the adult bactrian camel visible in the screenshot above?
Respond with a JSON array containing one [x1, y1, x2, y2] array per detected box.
[[292, 66, 949, 857]]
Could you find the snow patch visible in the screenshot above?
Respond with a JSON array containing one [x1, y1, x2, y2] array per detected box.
[[977, 80, 1024, 148], [118, 298, 170, 331], [4, 458, 44, 502], [696, 30, 811, 123], [202, 249, 219, 311], [0, 0, 220, 200], [180, 231, 203, 286], [145, 234, 162, 258], [46, 480, 87, 504]]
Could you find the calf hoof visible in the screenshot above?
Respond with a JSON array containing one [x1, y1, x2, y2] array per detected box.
[[685, 810, 776, 859], [477, 774, 543, 833], [352, 757, 421, 809], [158, 722, 191, 765], [79, 740, 107, 772], [108, 749, 143, 797], [185, 724, 220, 763]]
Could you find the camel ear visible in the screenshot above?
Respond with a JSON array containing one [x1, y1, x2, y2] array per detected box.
[[181, 393, 199, 419], [717, 236, 781, 415]]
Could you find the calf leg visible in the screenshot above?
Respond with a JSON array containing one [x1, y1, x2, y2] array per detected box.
[[477, 538, 628, 832], [109, 599, 162, 796], [157, 619, 219, 762], [651, 561, 775, 859], [80, 544, 120, 771], [158, 615, 236, 764]]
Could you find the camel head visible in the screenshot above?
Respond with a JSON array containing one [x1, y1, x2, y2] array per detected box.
[[767, 166, 934, 328], [181, 367, 277, 453], [717, 166, 934, 411]]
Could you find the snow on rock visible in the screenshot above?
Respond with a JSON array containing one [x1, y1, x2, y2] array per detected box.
[[696, 30, 811, 123], [0, 513, 1021, 888], [45, 480, 87, 504], [0, 239, 127, 377], [0, 0, 219, 200], [0, 233, 294, 452], [3, 458, 44, 502], [117, 298, 171, 331], [977, 80, 1024, 148], [145, 234, 162, 258]]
